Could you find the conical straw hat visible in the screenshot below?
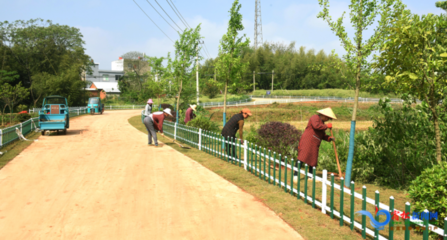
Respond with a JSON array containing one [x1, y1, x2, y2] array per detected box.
[[317, 107, 337, 119]]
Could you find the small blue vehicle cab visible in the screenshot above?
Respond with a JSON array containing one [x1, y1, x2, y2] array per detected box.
[[39, 95, 69, 135], [87, 97, 104, 115]]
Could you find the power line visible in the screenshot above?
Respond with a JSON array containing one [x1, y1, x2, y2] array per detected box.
[[144, 0, 182, 33], [132, 0, 174, 43], [154, 0, 184, 32], [166, 0, 190, 29], [166, 0, 213, 59], [168, 0, 191, 28], [200, 43, 211, 59], [203, 43, 212, 59]]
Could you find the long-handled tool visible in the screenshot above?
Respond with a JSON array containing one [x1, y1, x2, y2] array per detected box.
[[162, 135, 191, 149], [330, 128, 343, 178]]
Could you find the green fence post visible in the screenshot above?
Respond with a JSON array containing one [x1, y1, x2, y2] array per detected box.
[[255, 145, 259, 177], [297, 161, 302, 200], [268, 151, 272, 184], [259, 147, 263, 180], [210, 132, 219, 157], [273, 152, 277, 186], [312, 167, 316, 208], [340, 177, 345, 227], [284, 156, 288, 193], [375, 190, 380, 240], [405, 202, 411, 240], [290, 158, 294, 196], [221, 136, 225, 160], [238, 139, 242, 167], [278, 154, 282, 188], [389, 196, 394, 240], [263, 148, 267, 181], [249, 143, 253, 173], [362, 186, 367, 239], [331, 174, 335, 219], [423, 209, 429, 240], [350, 181, 355, 230], [304, 164, 308, 204]]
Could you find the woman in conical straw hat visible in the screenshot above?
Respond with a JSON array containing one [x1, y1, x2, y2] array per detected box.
[[184, 104, 197, 124], [293, 107, 336, 182]]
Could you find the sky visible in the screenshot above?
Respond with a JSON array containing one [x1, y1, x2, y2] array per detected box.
[[1, 0, 445, 70]]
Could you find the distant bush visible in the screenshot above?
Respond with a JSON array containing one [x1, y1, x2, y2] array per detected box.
[[408, 162, 447, 238], [186, 115, 219, 132], [202, 78, 222, 99], [15, 113, 31, 122], [257, 122, 302, 160]]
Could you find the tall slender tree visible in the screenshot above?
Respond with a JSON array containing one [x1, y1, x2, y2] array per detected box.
[[374, 12, 447, 164], [317, 0, 406, 186], [216, 0, 250, 125], [172, 25, 202, 112]]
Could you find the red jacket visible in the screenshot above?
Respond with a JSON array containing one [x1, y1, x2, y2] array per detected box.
[[151, 112, 165, 133], [184, 107, 195, 124], [297, 115, 331, 167]]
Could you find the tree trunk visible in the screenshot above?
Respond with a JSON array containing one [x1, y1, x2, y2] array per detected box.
[[345, 0, 363, 187], [1, 105, 7, 126], [352, 72, 361, 121], [9, 104, 14, 126]]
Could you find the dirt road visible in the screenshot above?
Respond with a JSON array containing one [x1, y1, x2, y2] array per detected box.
[[0, 110, 303, 240]]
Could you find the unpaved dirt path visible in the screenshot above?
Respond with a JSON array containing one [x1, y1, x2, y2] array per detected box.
[[0, 110, 303, 240]]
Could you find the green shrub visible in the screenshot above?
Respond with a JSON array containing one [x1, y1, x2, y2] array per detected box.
[[351, 98, 447, 188], [408, 162, 447, 238], [15, 113, 31, 122], [317, 130, 350, 173], [245, 124, 260, 145], [17, 104, 28, 112], [186, 115, 220, 132]]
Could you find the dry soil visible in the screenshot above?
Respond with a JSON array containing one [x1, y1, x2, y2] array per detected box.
[[0, 110, 303, 240]]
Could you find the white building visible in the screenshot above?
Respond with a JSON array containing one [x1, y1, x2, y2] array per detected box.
[[111, 57, 124, 71]]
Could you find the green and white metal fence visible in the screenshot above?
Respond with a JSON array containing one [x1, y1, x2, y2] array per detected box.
[[143, 112, 446, 240]]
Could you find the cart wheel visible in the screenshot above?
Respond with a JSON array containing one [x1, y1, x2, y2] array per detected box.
[[41, 130, 45, 136], [100, 109, 103, 114], [63, 129, 67, 135], [56, 130, 59, 135]]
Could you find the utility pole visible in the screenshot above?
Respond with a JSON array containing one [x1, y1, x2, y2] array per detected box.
[[271, 70, 274, 92], [253, 71, 256, 93]]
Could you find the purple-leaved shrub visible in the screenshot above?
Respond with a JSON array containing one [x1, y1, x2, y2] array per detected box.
[[257, 121, 302, 160]]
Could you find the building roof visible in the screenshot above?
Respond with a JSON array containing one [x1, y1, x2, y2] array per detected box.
[[91, 82, 121, 93]]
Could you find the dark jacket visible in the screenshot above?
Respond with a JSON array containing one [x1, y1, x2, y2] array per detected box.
[[221, 113, 244, 138]]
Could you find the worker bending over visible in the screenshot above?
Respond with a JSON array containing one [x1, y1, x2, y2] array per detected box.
[[143, 108, 172, 147], [184, 104, 197, 124], [294, 107, 336, 182], [221, 108, 252, 159]]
